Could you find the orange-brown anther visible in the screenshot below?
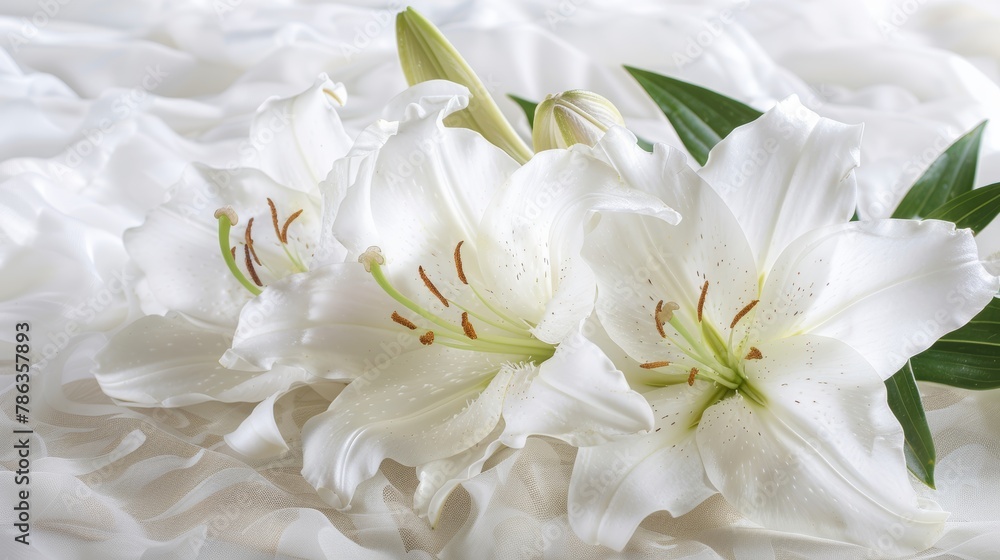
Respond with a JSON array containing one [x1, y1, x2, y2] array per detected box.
[[745, 347, 763, 360], [391, 311, 418, 330], [244, 244, 263, 287], [418, 266, 450, 307], [280, 209, 304, 244], [730, 299, 759, 329], [687, 367, 699, 386], [697, 281, 709, 322], [639, 360, 671, 369], [654, 300, 667, 338], [267, 197, 281, 242], [245, 217, 262, 265], [419, 331, 435, 345], [230, 246, 237, 260], [461, 312, 478, 340], [454, 241, 468, 285]]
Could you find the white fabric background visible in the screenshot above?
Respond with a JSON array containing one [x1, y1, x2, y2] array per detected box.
[[1, 0, 999, 558]]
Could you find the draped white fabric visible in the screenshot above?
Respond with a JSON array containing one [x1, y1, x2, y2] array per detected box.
[[2, 1, 999, 558]]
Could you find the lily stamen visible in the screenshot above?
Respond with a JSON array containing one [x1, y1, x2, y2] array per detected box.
[[640, 360, 671, 369], [419, 331, 435, 345], [461, 312, 478, 340], [731, 299, 759, 329], [245, 217, 262, 265], [687, 367, 698, 386], [418, 265, 450, 307], [244, 245, 264, 287], [280, 209, 304, 244], [267, 197, 282, 242], [745, 347, 763, 360], [454, 241, 468, 284], [697, 281, 709, 322], [391, 311, 418, 330]]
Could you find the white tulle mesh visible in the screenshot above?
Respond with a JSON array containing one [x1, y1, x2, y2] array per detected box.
[[3, 0, 1000, 558]]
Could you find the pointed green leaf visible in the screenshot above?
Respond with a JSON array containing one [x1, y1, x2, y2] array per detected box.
[[893, 122, 987, 219], [885, 362, 936, 487], [508, 94, 537, 129], [396, 8, 532, 163], [624, 66, 761, 165], [925, 181, 1000, 234], [911, 298, 1000, 390]]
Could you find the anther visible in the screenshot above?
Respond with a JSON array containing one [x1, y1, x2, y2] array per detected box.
[[639, 360, 670, 369], [419, 331, 435, 345], [358, 246, 385, 272], [461, 312, 478, 340], [730, 299, 759, 329], [214, 206, 238, 225], [391, 311, 418, 330], [245, 217, 261, 265], [687, 367, 698, 386], [418, 266, 450, 307], [745, 347, 763, 360], [244, 245, 264, 287], [280, 209, 304, 244], [267, 198, 281, 242], [454, 241, 468, 285], [697, 281, 709, 322], [230, 246, 236, 260]]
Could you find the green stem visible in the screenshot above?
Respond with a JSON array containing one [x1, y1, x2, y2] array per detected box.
[[218, 215, 262, 296]]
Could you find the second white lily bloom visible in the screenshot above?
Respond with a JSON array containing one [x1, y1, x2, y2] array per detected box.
[[226, 81, 678, 523], [568, 98, 999, 554]]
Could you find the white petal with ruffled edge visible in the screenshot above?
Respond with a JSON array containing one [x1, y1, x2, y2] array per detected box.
[[249, 74, 352, 194], [300, 346, 517, 509], [699, 96, 863, 273], [755, 219, 999, 379], [568, 383, 719, 551], [93, 313, 315, 407], [478, 146, 680, 344], [697, 335, 948, 555], [499, 330, 653, 448]]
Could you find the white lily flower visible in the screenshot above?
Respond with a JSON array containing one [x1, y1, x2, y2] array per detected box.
[[93, 75, 354, 457], [224, 80, 680, 523], [567, 97, 1000, 554]]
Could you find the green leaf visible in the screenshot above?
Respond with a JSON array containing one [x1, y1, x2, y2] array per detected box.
[[892, 122, 987, 220], [508, 94, 537, 129], [885, 362, 936, 487], [925, 182, 1000, 234], [625, 66, 762, 165], [911, 298, 1000, 390], [508, 93, 654, 152]]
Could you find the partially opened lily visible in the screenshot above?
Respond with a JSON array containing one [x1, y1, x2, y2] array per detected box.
[[93, 75, 354, 458], [225, 80, 678, 523], [567, 98, 999, 554]]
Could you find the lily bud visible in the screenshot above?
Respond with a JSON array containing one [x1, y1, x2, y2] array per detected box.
[[532, 90, 625, 151], [396, 7, 533, 164]]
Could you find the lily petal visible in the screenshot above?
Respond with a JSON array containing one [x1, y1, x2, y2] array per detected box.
[[756, 219, 999, 379], [499, 330, 653, 448], [300, 346, 516, 509], [125, 164, 319, 327], [568, 383, 719, 551], [249, 74, 352, 194], [223, 263, 410, 381], [94, 313, 314, 407], [583, 130, 757, 370], [479, 146, 680, 344], [699, 96, 863, 273], [698, 335, 948, 555]]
